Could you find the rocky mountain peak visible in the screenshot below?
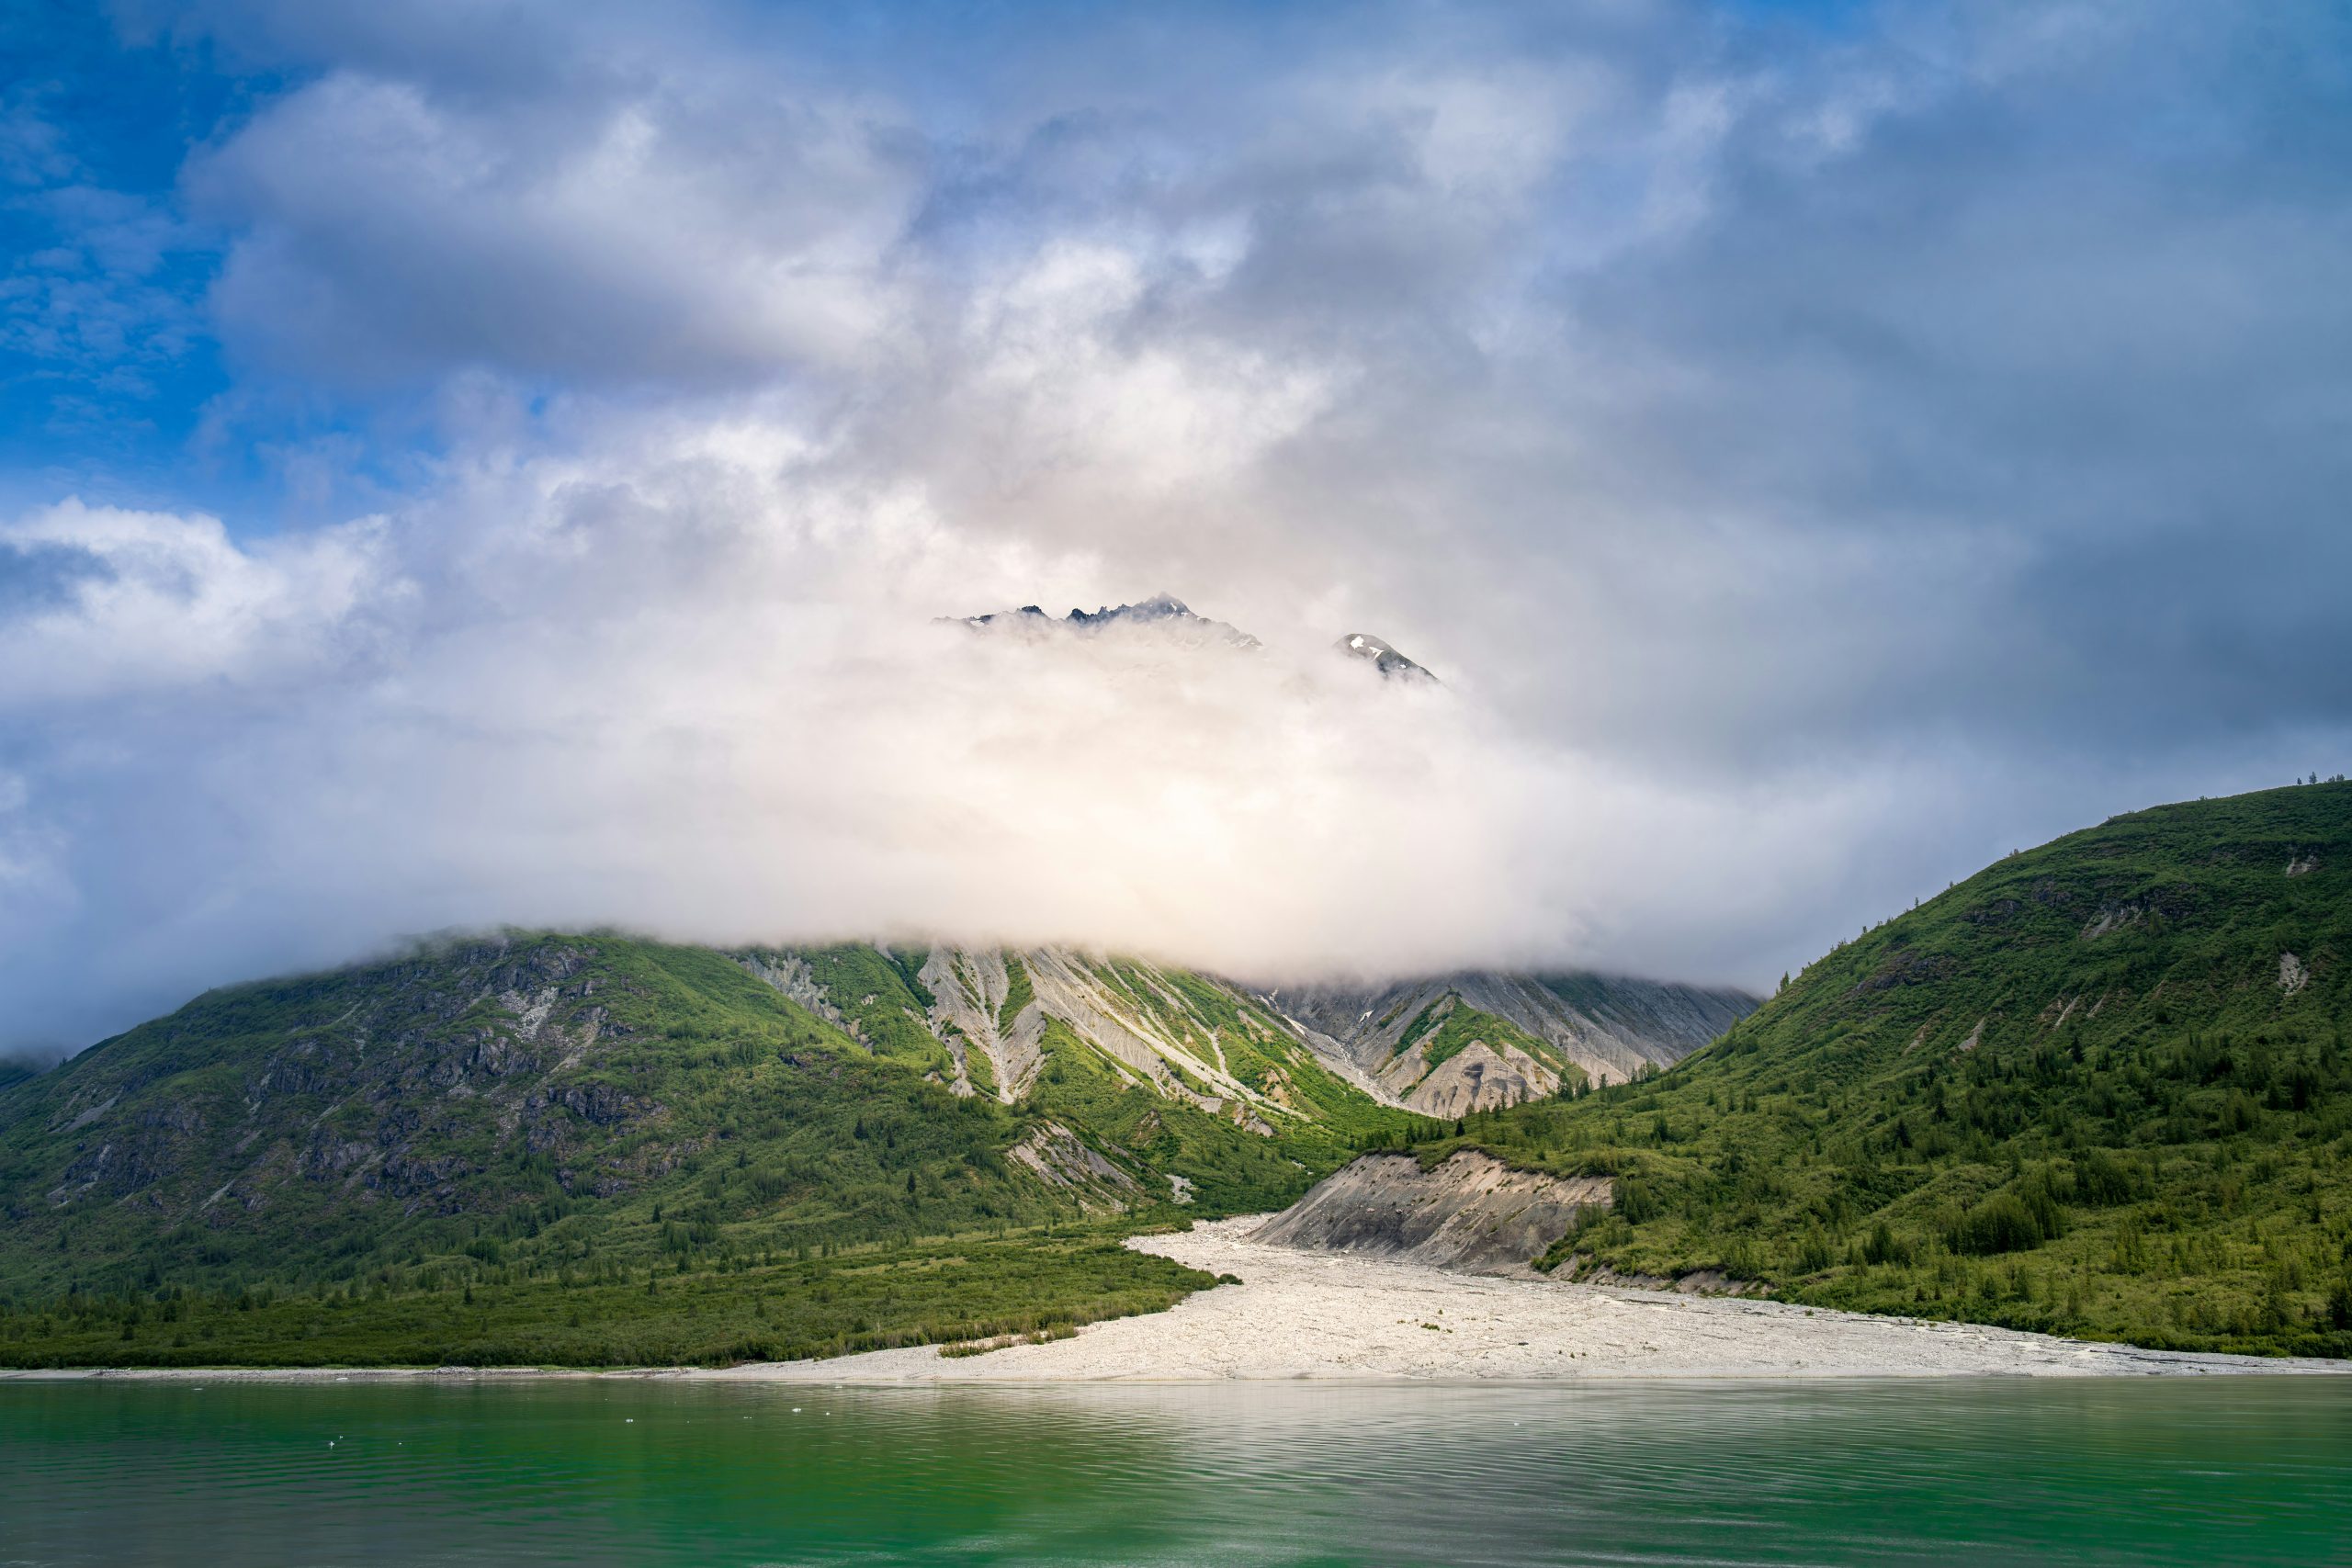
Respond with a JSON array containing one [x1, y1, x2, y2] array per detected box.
[[1337, 632, 1436, 682], [953, 595, 1444, 681], [954, 592, 1260, 649]]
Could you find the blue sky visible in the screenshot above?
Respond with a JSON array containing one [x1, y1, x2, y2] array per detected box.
[[2, 0, 2349, 1051], [1, 6, 220, 511]]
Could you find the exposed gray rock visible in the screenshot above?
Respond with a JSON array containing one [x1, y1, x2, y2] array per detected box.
[[916, 947, 1044, 1100], [1381, 1038, 1555, 1116], [1006, 1120, 1138, 1213], [2280, 952, 2309, 995], [913, 945, 1342, 1128], [1256, 1149, 1611, 1274], [2081, 903, 2145, 941], [952, 592, 1260, 650], [735, 953, 843, 1025], [1335, 631, 1436, 682]]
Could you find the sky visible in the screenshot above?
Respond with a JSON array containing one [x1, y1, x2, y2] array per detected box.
[[2, 0, 2348, 1054]]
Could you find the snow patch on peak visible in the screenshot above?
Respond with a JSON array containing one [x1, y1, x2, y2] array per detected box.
[[1336, 631, 1436, 682]]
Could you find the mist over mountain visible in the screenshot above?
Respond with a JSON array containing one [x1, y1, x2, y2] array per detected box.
[[0, 542, 1864, 1057]]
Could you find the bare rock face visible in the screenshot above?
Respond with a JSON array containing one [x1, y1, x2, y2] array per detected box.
[[1376, 1036, 1555, 1116], [2280, 952, 2309, 995], [917, 947, 1045, 1100], [1335, 632, 1436, 682], [915, 945, 1310, 1122], [1006, 1121, 1138, 1213], [952, 592, 1261, 650], [1254, 1149, 1611, 1274]]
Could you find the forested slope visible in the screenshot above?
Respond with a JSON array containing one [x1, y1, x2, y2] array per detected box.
[[1412, 783, 2352, 1358]]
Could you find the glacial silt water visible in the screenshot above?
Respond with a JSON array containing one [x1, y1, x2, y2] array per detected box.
[[3, 1378, 2346, 1565]]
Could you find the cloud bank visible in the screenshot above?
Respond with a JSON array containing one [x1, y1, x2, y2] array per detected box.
[[0, 453, 1911, 1051], [4, 0, 2349, 1049]]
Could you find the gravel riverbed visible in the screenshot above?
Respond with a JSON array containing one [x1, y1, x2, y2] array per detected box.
[[697, 1215, 2344, 1382]]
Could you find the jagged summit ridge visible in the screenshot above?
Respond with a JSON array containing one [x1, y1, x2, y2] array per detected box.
[[1336, 632, 1435, 682], [956, 592, 1260, 649], [954, 592, 1438, 679]]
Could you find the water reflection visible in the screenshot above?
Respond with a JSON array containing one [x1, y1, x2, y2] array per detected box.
[[4, 1379, 2346, 1566]]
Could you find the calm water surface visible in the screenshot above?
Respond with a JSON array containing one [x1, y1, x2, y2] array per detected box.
[[3, 1378, 2346, 1566]]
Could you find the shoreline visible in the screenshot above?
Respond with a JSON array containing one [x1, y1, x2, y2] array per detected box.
[[6, 1217, 2345, 1383]]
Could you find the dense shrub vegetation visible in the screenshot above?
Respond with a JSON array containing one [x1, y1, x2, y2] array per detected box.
[[0, 1228, 1212, 1369]]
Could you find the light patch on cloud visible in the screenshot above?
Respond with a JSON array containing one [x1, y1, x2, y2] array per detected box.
[[962, 239, 1340, 492]]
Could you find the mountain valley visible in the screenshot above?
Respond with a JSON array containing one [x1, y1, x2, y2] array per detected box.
[[3, 781, 2345, 1369], [0, 922, 1742, 1364]]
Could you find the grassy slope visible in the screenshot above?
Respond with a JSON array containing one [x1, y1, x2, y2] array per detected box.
[[772, 943, 954, 1079], [0, 1229, 1208, 1370], [0, 936, 1064, 1302], [1413, 784, 2352, 1358]]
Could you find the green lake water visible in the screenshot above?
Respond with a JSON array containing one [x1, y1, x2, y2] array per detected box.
[[3, 1378, 2346, 1565]]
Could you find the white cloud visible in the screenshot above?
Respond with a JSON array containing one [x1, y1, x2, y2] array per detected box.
[[0, 499, 389, 705], [0, 434, 1918, 1051], [189, 62, 924, 386], [962, 239, 1340, 492]]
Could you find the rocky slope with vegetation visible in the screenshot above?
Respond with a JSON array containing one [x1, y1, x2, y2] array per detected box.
[[1, 921, 1734, 1367], [1271, 972, 1755, 1100], [0, 934, 1414, 1365], [1378, 783, 2352, 1359]]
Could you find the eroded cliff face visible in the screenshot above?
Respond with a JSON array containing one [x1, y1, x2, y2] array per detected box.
[[907, 945, 1362, 1128], [915, 946, 1045, 1098], [1253, 1149, 1610, 1274]]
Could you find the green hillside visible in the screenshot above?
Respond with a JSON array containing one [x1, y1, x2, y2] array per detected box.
[[1414, 783, 2352, 1358], [0, 934, 1403, 1367]]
